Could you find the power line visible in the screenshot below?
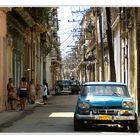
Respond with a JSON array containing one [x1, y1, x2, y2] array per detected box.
[[59, 7, 85, 38], [58, 14, 73, 22], [60, 32, 74, 45], [61, 38, 74, 49], [60, 21, 80, 45], [58, 6, 90, 59], [60, 36, 76, 51], [58, 27, 74, 31], [58, 32, 72, 35], [61, 37, 74, 49], [68, 6, 87, 41]]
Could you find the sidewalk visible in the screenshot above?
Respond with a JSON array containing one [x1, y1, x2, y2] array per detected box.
[[0, 94, 53, 128]]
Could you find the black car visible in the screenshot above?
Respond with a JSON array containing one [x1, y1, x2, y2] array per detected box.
[[71, 80, 80, 94], [55, 80, 72, 95]]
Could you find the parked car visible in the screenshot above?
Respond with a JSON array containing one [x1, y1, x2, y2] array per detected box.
[[55, 80, 72, 95], [71, 80, 81, 95], [74, 82, 138, 132]]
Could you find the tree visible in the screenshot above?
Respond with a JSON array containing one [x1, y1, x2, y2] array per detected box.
[[106, 7, 116, 81]]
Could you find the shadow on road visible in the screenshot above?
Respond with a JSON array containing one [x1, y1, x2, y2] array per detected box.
[[75, 125, 131, 133]]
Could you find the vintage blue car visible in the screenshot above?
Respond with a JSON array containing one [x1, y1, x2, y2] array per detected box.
[[74, 82, 138, 132]]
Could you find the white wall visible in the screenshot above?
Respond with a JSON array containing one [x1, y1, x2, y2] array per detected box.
[[46, 54, 52, 90]]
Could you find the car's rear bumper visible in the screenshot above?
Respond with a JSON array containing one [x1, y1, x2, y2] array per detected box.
[[60, 90, 71, 93], [76, 114, 135, 121], [55, 90, 71, 94]]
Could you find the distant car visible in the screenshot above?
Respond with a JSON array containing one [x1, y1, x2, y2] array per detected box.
[[55, 80, 72, 95], [74, 82, 138, 132], [71, 80, 81, 95]]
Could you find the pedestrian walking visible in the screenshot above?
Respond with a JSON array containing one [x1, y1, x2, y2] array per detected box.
[[41, 80, 48, 104], [43, 80, 50, 95], [29, 79, 36, 104], [19, 77, 28, 110], [7, 78, 17, 110]]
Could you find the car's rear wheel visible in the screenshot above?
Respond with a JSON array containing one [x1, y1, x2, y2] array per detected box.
[[129, 114, 138, 133], [74, 116, 83, 131], [55, 92, 60, 95]]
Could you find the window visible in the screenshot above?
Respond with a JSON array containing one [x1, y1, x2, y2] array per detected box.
[[81, 84, 129, 97]]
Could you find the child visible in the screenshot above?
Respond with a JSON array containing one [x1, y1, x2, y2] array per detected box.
[[8, 87, 17, 110]]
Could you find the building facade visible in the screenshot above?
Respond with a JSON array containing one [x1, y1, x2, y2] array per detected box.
[[0, 7, 61, 111], [76, 7, 140, 113], [0, 8, 10, 110]]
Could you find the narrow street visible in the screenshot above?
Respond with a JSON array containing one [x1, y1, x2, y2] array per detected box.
[[0, 94, 139, 133]]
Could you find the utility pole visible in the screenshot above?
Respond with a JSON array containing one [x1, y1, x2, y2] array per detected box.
[[83, 45, 87, 82], [99, 10, 105, 81], [106, 7, 116, 81], [68, 7, 87, 40], [94, 8, 99, 81]]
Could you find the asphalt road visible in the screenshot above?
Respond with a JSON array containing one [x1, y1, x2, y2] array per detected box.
[[0, 94, 139, 133]]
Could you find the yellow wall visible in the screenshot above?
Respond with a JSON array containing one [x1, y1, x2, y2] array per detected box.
[[0, 10, 8, 110]]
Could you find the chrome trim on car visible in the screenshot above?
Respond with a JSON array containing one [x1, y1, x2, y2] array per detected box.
[[76, 114, 135, 120], [60, 91, 71, 93]]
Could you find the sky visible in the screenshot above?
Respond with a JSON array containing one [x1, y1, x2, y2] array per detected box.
[[57, 6, 90, 58], [57, 6, 74, 57]]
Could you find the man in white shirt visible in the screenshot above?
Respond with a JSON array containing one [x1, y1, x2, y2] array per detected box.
[[41, 81, 48, 104]]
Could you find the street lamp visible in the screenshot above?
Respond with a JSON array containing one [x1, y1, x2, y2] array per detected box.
[[83, 44, 87, 82]]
